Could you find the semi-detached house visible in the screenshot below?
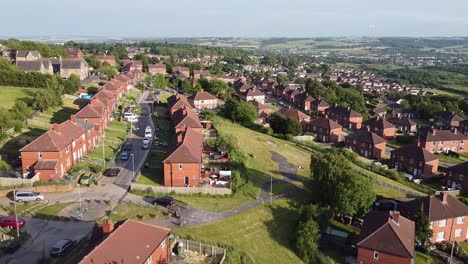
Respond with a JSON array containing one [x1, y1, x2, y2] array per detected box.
[[418, 128, 468, 154]]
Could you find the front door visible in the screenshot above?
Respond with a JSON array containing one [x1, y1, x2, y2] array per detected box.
[[184, 176, 189, 186]]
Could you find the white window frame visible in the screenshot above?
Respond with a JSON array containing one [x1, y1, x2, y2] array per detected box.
[[455, 229, 462, 237], [38, 152, 43, 160], [147, 255, 153, 264], [161, 239, 166, 249], [178, 163, 182, 170], [457, 217, 465, 224], [439, 219, 447, 227], [373, 251, 379, 260], [436, 232, 445, 242]]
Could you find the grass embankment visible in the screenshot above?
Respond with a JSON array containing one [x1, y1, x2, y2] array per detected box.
[[0, 86, 36, 109], [175, 195, 305, 264], [88, 120, 127, 163]]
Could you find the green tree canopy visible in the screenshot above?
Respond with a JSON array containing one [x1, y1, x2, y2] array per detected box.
[[153, 74, 168, 90], [414, 204, 433, 245], [296, 219, 320, 263]]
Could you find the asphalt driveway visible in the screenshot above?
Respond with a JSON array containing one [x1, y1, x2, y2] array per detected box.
[[3, 218, 94, 264]]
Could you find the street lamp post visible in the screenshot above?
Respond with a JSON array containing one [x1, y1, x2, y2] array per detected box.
[[13, 190, 19, 238], [78, 184, 82, 219], [270, 174, 273, 204], [131, 154, 135, 180]]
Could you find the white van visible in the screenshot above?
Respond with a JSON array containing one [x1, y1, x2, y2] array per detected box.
[[127, 115, 139, 123], [145, 126, 152, 138], [123, 112, 133, 120], [15, 190, 45, 202]]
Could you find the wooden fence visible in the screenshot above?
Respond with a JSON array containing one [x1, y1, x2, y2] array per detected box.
[[181, 239, 226, 264]]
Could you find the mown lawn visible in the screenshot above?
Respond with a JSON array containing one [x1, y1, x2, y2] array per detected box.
[[34, 202, 75, 220], [171, 193, 254, 213], [415, 252, 445, 264], [88, 120, 127, 162], [105, 203, 166, 222], [373, 185, 412, 199], [175, 195, 305, 264], [0, 86, 36, 109], [138, 150, 166, 186]]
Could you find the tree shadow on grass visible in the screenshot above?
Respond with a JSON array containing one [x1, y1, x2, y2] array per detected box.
[[50, 107, 78, 124], [1, 127, 48, 167]]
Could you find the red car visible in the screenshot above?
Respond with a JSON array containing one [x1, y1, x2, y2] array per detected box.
[[0, 216, 25, 229]]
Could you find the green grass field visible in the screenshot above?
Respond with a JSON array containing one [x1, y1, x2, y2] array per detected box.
[[0, 86, 36, 109], [175, 195, 305, 264], [88, 120, 127, 163], [105, 203, 166, 222]]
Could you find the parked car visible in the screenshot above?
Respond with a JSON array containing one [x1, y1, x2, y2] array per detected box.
[[0, 216, 25, 229], [142, 141, 150, 150], [127, 115, 139, 123], [373, 199, 398, 211], [103, 168, 121, 177], [123, 142, 132, 151], [15, 191, 45, 203], [142, 138, 150, 145], [145, 126, 152, 139], [141, 110, 149, 116], [120, 151, 129, 161], [152, 196, 175, 207], [50, 239, 76, 257], [79, 174, 95, 186]]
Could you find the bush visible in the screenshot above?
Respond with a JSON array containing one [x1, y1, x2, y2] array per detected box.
[[0, 131, 8, 142]]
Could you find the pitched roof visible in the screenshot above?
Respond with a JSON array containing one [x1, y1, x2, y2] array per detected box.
[[447, 161, 468, 174], [391, 145, 438, 162], [311, 98, 330, 108], [164, 127, 203, 163], [327, 106, 362, 118], [75, 101, 104, 119], [60, 58, 87, 69], [34, 159, 58, 170], [419, 128, 468, 142], [357, 211, 414, 258], [279, 108, 310, 122], [250, 100, 269, 111], [309, 117, 342, 130], [172, 107, 202, 129], [346, 130, 386, 145], [363, 117, 395, 130], [399, 193, 468, 222], [80, 220, 170, 264], [246, 87, 264, 97], [387, 117, 417, 127], [16, 60, 43, 71], [435, 111, 464, 122], [190, 92, 217, 101], [20, 121, 85, 152]]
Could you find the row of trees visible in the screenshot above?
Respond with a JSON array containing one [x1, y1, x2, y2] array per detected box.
[[1, 38, 67, 57]]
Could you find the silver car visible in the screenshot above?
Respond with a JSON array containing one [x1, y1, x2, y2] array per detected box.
[[15, 191, 45, 202]]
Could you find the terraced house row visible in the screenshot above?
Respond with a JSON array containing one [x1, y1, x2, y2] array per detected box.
[[19, 71, 142, 181], [163, 93, 203, 187]]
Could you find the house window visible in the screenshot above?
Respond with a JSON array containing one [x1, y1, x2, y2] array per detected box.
[[147, 255, 153, 264], [457, 217, 465, 224], [436, 232, 445, 242], [178, 163, 182, 170], [373, 251, 379, 260], [72, 141, 76, 148], [38, 152, 43, 160], [439, 219, 447, 227], [66, 146, 69, 153], [455, 229, 462, 237], [161, 239, 166, 249]]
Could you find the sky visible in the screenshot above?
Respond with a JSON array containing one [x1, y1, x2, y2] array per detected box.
[[2, 0, 468, 38]]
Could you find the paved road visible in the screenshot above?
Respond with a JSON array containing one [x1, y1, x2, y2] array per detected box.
[[180, 151, 304, 226], [3, 218, 94, 264], [112, 91, 154, 189]]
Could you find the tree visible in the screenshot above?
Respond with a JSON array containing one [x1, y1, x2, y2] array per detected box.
[[10, 101, 32, 120], [153, 74, 167, 90], [95, 66, 117, 78], [63, 74, 81, 94], [180, 79, 197, 94], [32, 89, 54, 111], [222, 98, 258, 126], [269, 112, 288, 134], [0, 108, 12, 132], [414, 204, 433, 245], [296, 219, 320, 263], [206, 78, 229, 96], [286, 118, 302, 136], [309, 149, 375, 216]]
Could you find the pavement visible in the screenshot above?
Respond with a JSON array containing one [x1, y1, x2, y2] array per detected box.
[[3, 218, 94, 264]]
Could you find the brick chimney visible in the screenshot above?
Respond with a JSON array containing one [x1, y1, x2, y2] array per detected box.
[[52, 123, 60, 133], [182, 106, 187, 116], [431, 128, 436, 135], [453, 128, 458, 134], [347, 106, 351, 111], [441, 192, 448, 203], [366, 125, 371, 132], [391, 211, 400, 224], [102, 219, 114, 234], [176, 132, 184, 144], [70, 114, 76, 123]]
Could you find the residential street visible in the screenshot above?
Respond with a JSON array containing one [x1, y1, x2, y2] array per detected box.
[[110, 90, 153, 189]]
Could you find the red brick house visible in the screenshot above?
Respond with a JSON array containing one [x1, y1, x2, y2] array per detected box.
[[390, 145, 439, 176], [80, 220, 171, 264], [171, 106, 203, 134], [95, 55, 116, 67], [172, 66, 190, 78], [308, 117, 342, 143], [326, 105, 363, 129], [189, 91, 218, 110], [74, 99, 110, 136], [400, 193, 468, 244], [418, 128, 467, 154], [167, 93, 192, 116], [391, 108, 415, 119], [250, 100, 276, 120], [67, 48, 82, 59], [458, 120, 468, 136], [148, 64, 166, 75], [362, 117, 396, 139], [163, 127, 203, 187], [357, 211, 414, 264], [20, 120, 89, 180], [278, 108, 311, 131], [193, 69, 211, 79], [434, 110, 464, 129], [311, 98, 330, 116], [294, 92, 314, 111], [446, 162, 468, 194], [345, 129, 386, 159], [387, 117, 417, 134]]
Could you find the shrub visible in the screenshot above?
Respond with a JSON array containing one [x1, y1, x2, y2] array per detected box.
[[0, 131, 8, 142]]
